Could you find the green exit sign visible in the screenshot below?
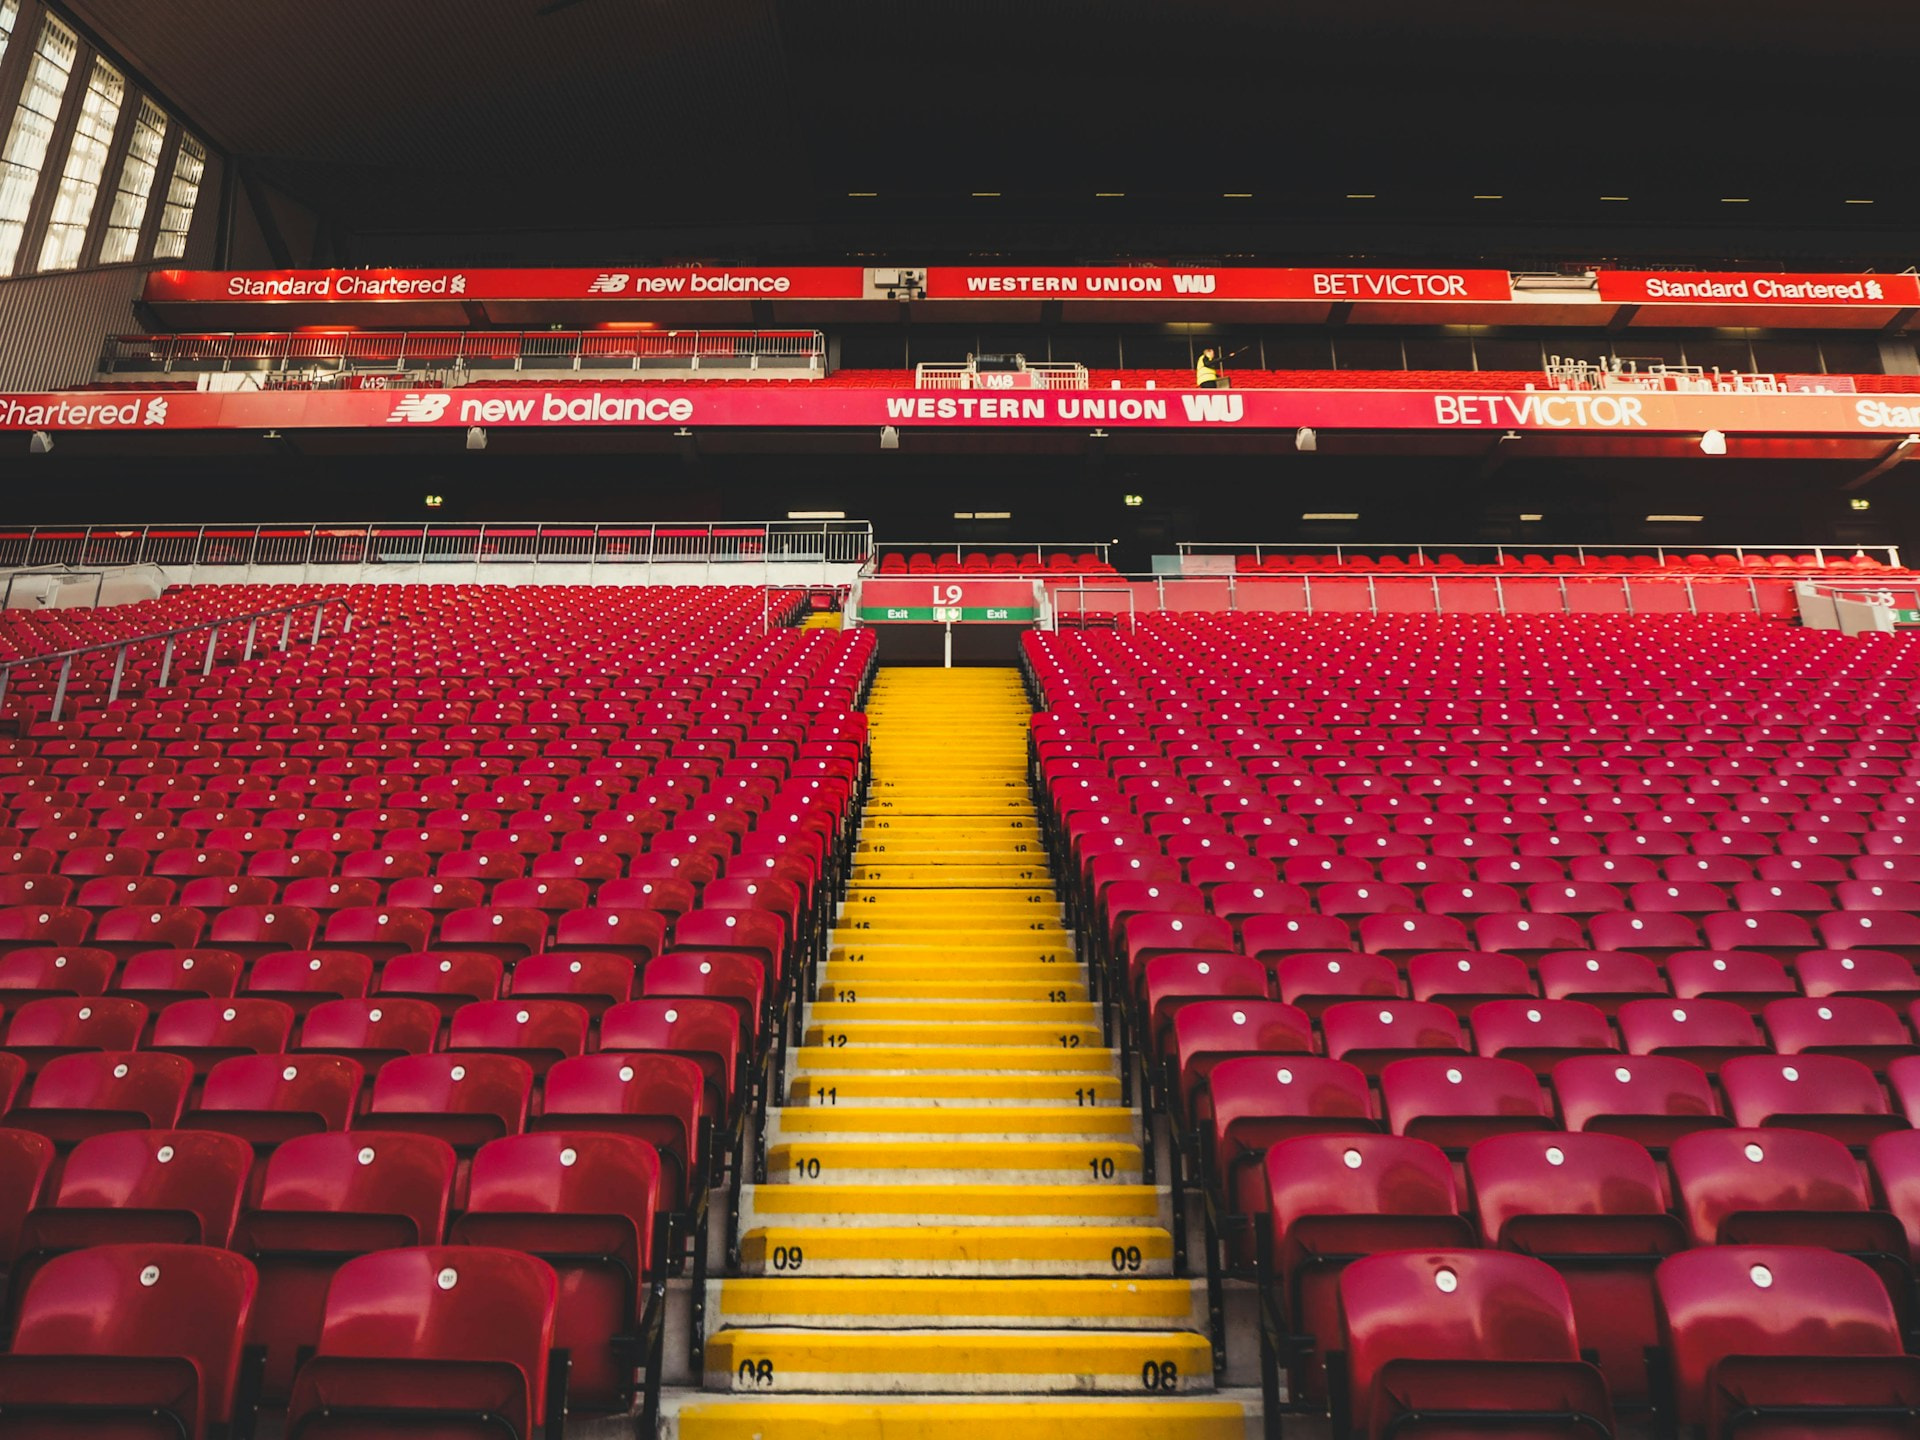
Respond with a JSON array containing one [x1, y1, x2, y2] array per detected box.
[[859, 604, 1038, 623], [1893, 608, 1920, 625]]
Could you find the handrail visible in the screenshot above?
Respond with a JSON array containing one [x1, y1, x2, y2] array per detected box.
[[869, 540, 1113, 562], [1176, 540, 1904, 567], [1, 566, 109, 609], [0, 596, 353, 722], [101, 329, 827, 374], [0, 521, 876, 575]]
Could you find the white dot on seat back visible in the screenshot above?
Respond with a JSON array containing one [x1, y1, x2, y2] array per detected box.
[[1545, 1147, 1565, 1166], [1749, 1264, 1773, 1289], [1435, 1268, 1458, 1293], [438, 1268, 458, 1290]]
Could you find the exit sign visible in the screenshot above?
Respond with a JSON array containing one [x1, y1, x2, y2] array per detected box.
[[856, 577, 1040, 624]]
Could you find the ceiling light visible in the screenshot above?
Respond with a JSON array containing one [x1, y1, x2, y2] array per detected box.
[[1223, 192, 1252, 199], [973, 511, 1011, 520], [1851, 497, 1872, 511], [1122, 494, 1145, 508], [972, 191, 1000, 198], [1700, 429, 1728, 455], [1520, 513, 1544, 522], [1346, 193, 1375, 200], [787, 510, 845, 520], [1302, 512, 1359, 521], [1846, 198, 1875, 205], [1474, 194, 1503, 201], [1095, 192, 1124, 198], [27, 431, 51, 455], [1646, 514, 1705, 523], [1600, 196, 1630, 202], [465, 426, 487, 451], [1295, 427, 1317, 452], [847, 191, 877, 198], [1720, 197, 1750, 204], [423, 494, 444, 509], [880, 426, 900, 450]]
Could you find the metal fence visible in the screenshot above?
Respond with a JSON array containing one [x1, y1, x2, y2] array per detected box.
[[912, 362, 1090, 391], [1176, 541, 1904, 568], [100, 330, 828, 375], [869, 540, 1112, 566], [0, 595, 352, 721], [0, 521, 875, 576]]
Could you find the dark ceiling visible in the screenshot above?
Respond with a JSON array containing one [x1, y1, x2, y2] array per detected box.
[[57, 0, 1920, 266]]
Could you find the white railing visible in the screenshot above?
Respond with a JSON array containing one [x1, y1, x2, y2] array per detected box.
[[100, 330, 828, 378], [0, 521, 875, 578], [868, 541, 1112, 570], [912, 360, 1089, 391], [1543, 356, 1861, 397], [1175, 542, 1904, 569]]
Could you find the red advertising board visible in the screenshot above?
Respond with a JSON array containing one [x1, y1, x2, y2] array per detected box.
[[141, 267, 870, 304], [7, 385, 1920, 436], [1596, 271, 1920, 307], [923, 266, 1514, 303]]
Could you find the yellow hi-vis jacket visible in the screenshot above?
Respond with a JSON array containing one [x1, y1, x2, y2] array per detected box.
[[1196, 353, 1220, 385]]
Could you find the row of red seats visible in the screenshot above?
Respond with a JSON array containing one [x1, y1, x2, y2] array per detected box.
[[873, 551, 1115, 576], [1232, 551, 1899, 574], [1027, 610, 1920, 1433]]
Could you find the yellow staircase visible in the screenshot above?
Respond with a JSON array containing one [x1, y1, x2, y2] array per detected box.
[[668, 668, 1257, 1438]]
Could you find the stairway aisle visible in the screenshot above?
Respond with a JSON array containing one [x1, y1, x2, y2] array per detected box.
[[667, 668, 1259, 1439]]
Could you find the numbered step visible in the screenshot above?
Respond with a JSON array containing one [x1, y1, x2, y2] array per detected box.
[[764, 1139, 1145, 1185]]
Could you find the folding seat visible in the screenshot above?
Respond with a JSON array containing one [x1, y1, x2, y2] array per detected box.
[[1469, 997, 1618, 1075], [1720, 1052, 1903, 1146], [1699, 908, 1820, 954], [359, 1053, 534, 1160], [1870, 1128, 1920, 1267], [1794, 948, 1920, 1007], [4, 994, 147, 1075], [387, 875, 487, 914], [1552, 1054, 1726, 1153], [6, 1051, 193, 1151], [550, 906, 668, 965], [438, 905, 551, 963], [1467, 1131, 1684, 1405], [183, 1051, 362, 1172], [12, 1129, 252, 1311], [113, 947, 246, 1013], [1207, 1055, 1377, 1216], [1320, 1000, 1467, 1077], [1472, 911, 1586, 958], [1256, 1134, 1471, 1406], [1525, 881, 1627, 918], [153, 846, 243, 881], [178, 874, 278, 909], [232, 1130, 457, 1400], [507, 950, 637, 1018], [1243, 913, 1356, 961], [1588, 910, 1701, 956], [596, 876, 698, 920], [284, 1246, 559, 1440], [1666, 948, 1795, 1008], [344, 848, 435, 883], [1332, 1251, 1611, 1440], [283, 875, 384, 913], [599, 998, 743, 1127], [1819, 910, 1920, 960], [243, 949, 374, 1017], [0, 1243, 259, 1440], [1669, 1128, 1909, 1306], [375, 950, 503, 1020], [672, 909, 785, 989], [1272, 952, 1403, 1019], [532, 1053, 705, 1218], [75, 875, 177, 911], [1654, 1246, 1920, 1439], [452, 1133, 667, 1414], [0, 1125, 53, 1259], [492, 876, 593, 915], [150, 997, 295, 1076], [1617, 997, 1768, 1073], [1141, 952, 1267, 1054], [1733, 879, 1834, 915], [1405, 951, 1535, 1016], [446, 998, 590, 1077], [0, 904, 91, 949], [1379, 1055, 1554, 1157], [1536, 950, 1669, 1015], [209, 903, 321, 959], [1168, 999, 1313, 1121], [1357, 912, 1472, 957], [1763, 996, 1914, 1074]]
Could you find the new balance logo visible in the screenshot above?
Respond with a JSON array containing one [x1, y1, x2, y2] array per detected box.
[[388, 393, 452, 424], [588, 273, 631, 294], [1179, 393, 1244, 423]]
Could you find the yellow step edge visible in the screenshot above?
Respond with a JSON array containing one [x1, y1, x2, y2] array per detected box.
[[811, 994, 1090, 1013], [739, 1225, 1171, 1266], [820, 962, 1082, 983], [786, 1044, 1117, 1073], [803, 1022, 1105, 1048], [703, 1328, 1211, 1387], [668, 1398, 1258, 1440], [813, 981, 1088, 1003], [741, 1182, 1160, 1222], [784, 1075, 1120, 1106], [770, 1105, 1137, 1138], [710, 1277, 1203, 1324], [766, 1139, 1141, 1177]]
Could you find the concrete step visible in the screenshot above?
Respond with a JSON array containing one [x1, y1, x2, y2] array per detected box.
[[663, 1395, 1262, 1440], [703, 1327, 1212, 1394], [847, 865, 1053, 887], [807, 1000, 1096, 1024], [765, 1105, 1140, 1144], [802, 1018, 1105, 1048], [738, 1182, 1169, 1232], [841, 891, 1058, 911], [707, 1277, 1207, 1332], [830, 927, 1072, 948], [810, 978, 1088, 1004], [818, 961, 1082, 986], [786, 1044, 1118, 1075], [784, 1073, 1122, 1107], [737, 1224, 1173, 1278], [765, 1138, 1142, 1185]]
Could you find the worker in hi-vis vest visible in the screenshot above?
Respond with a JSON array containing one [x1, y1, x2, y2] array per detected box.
[[1196, 344, 1226, 389]]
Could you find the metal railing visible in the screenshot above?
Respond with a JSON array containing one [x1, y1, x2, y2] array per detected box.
[[1, 566, 109, 609], [0, 596, 353, 721], [0, 521, 875, 576], [868, 541, 1112, 569], [100, 330, 827, 376], [912, 361, 1089, 391], [1176, 542, 1905, 569], [1043, 569, 1812, 623]]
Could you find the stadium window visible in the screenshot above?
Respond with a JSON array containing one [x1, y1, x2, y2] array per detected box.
[[153, 132, 206, 259], [1816, 335, 1882, 376], [1263, 333, 1334, 370], [1683, 336, 1754, 375], [1332, 336, 1405, 371], [39, 57, 125, 271], [1118, 331, 1194, 369], [1045, 332, 1120, 369], [1401, 335, 1474, 371], [98, 95, 166, 265], [0, 14, 80, 273], [1748, 336, 1822, 376], [1470, 335, 1545, 372]]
